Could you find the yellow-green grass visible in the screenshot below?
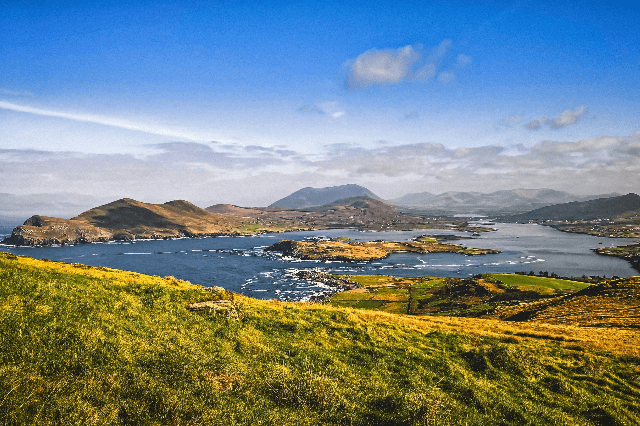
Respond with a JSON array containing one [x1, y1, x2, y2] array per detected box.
[[488, 274, 590, 291], [1, 252, 640, 425]]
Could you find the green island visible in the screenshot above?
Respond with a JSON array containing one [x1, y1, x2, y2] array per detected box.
[[2, 251, 640, 425], [265, 235, 499, 262]]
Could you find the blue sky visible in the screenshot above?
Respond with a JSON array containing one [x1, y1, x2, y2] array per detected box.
[[1, 0, 639, 215]]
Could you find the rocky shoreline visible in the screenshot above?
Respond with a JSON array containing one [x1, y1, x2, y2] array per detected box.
[[594, 244, 640, 274], [293, 270, 360, 303]]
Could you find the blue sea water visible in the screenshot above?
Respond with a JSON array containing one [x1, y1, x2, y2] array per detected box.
[[1, 224, 637, 301]]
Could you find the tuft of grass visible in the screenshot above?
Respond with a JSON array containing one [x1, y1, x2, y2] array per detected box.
[[1, 252, 639, 425]]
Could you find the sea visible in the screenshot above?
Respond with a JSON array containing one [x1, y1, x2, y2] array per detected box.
[[1, 223, 637, 301]]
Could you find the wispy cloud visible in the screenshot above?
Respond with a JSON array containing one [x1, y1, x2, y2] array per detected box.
[[456, 54, 472, 68], [0, 88, 35, 97], [437, 71, 456, 84], [296, 101, 345, 118], [0, 101, 204, 141], [524, 117, 549, 131]]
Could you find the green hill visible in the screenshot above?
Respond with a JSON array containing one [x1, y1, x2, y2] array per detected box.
[[1, 252, 639, 425]]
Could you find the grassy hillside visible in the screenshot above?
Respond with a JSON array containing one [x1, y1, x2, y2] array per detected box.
[[1, 252, 639, 425]]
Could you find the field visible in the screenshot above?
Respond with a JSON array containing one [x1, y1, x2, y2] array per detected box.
[[329, 273, 592, 317], [1, 252, 639, 425]]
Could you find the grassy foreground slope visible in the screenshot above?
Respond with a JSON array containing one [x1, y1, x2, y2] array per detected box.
[[1, 253, 640, 425]]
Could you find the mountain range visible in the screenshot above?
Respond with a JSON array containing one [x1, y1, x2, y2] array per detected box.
[[506, 193, 640, 222], [388, 189, 621, 216]]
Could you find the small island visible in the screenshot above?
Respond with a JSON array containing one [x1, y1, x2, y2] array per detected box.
[[265, 235, 499, 262]]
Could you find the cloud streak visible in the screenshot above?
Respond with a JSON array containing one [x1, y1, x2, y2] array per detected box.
[[0, 101, 205, 141]]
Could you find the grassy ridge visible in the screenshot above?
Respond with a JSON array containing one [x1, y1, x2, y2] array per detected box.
[[1, 252, 639, 425]]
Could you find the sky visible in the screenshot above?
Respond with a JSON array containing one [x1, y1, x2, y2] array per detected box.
[[1, 0, 639, 217]]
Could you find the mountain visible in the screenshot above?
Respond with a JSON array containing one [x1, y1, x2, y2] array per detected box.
[[4, 198, 250, 246], [269, 184, 380, 209], [507, 193, 640, 222], [389, 189, 620, 216]]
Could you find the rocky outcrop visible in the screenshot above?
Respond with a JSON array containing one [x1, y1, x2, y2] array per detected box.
[[293, 270, 360, 302]]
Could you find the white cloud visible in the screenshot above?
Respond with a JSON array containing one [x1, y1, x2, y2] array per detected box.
[[524, 106, 588, 131], [346, 45, 419, 89], [3, 135, 638, 215], [344, 40, 469, 90], [314, 135, 640, 194], [550, 105, 587, 129]]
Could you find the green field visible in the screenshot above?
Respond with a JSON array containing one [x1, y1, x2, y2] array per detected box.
[[488, 274, 590, 291], [1, 252, 639, 425]]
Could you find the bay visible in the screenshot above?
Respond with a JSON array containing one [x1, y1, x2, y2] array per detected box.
[[1, 223, 637, 301]]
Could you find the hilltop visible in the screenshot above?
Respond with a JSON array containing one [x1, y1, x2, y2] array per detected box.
[[269, 184, 380, 209], [1, 252, 639, 425]]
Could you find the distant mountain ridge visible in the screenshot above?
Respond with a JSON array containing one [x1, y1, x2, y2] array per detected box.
[[507, 193, 640, 222], [389, 189, 620, 216], [270, 184, 380, 209]]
